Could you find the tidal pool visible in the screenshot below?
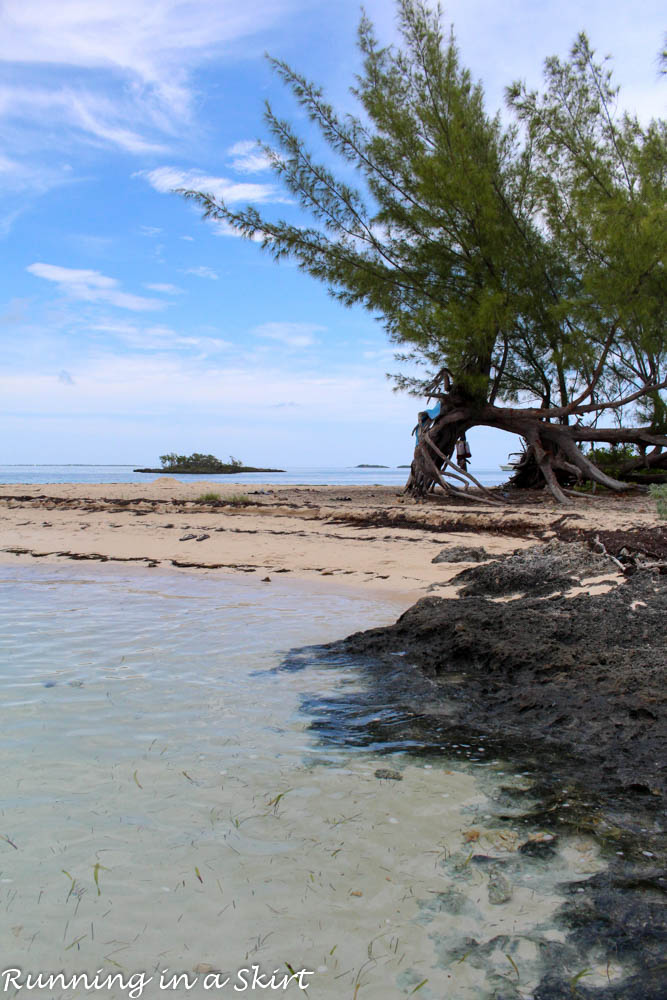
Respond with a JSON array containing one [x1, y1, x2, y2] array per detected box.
[[0, 566, 614, 998]]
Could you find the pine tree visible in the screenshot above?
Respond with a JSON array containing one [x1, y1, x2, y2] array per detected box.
[[183, 0, 666, 502]]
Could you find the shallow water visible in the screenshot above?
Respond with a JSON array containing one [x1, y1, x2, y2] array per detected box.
[[0, 567, 614, 998], [0, 464, 504, 488]]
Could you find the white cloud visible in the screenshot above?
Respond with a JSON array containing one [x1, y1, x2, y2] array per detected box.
[[145, 282, 184, 295], [228, 140, 272, 174], [141, 165, 289, 205], [185, 265, 219, 280], [0, 147, 75, 199], [252, 321, 325, 349], [0, 0, 300, 115], [92, 321, 231, 353], [0, 355, 417, 422], [0, 0, 305, 175], [0, 85, 167, 155], [27, 262, 164, 312]]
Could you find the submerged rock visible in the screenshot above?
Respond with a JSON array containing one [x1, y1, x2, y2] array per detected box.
[[487, 869, 513, 904]]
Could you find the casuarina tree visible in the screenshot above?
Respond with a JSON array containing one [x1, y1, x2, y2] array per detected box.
[[182, 0, 666, 503]]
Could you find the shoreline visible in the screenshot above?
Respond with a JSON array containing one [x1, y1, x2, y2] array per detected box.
[[4, 480, 666, 996], [1, 479, 662, 599]]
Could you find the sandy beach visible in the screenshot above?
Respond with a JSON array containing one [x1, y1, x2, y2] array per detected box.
[[1, 479, 663, 601]]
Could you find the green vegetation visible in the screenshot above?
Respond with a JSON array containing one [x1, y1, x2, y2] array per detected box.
[[160, 453, 242, 472], [182, 0, 666, 503], [649, 484, 667, 519], [196, 491, 222, 503], [133, 452, 284, 474], [585, 445, 638, 478]]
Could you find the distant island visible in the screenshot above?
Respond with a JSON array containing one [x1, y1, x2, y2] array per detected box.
[[134, 452, 284, 475], [355, 464, 389, 468]]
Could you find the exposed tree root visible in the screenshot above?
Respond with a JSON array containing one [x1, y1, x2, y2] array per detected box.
[[405, 395, 667, 504]]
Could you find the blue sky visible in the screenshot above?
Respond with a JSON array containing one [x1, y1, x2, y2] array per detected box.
[[1, 0, 664, 468]]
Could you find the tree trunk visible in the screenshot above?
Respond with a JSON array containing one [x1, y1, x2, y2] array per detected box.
[[405, 395, 667, 504]]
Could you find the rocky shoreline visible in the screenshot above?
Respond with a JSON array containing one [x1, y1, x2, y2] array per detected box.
[[338, 543, 665, 803], [321, 542, 666, 999]]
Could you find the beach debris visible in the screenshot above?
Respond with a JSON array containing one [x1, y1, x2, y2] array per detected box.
[[179, 533, 197, 541], [487, 869, 513, 904], [374, 768, 403, 781], [262, 576, 271, 583], [196, 533, 210, 541]]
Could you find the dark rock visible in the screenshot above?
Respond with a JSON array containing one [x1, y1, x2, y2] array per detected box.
[[452, 540, 609, 597], [432, 545, 489, 563], [374, 768, 403, 781], [519, 835, 558, 858]]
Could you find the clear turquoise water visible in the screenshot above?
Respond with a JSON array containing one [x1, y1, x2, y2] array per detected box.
[[0, 566, 613, 998]]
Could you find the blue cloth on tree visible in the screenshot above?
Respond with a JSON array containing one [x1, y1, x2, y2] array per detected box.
[[413, 400, 441, 442]]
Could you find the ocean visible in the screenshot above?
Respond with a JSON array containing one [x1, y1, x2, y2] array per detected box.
[[0, 563, 612, 998], [0, 464, 506, 488]]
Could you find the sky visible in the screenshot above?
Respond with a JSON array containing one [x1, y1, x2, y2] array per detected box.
[[0, 0, 664, 468]]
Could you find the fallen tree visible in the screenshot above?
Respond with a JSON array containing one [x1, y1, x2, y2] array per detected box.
[[182, 0, 666, 502]]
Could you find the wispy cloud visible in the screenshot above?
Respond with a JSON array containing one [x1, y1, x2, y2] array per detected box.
[[145, 282, 184, 295], [141, 166, 289, 205], [185, 266, 219, 281], [91, 320, 231, 353], [0, 0, 304, 207], [0, 85, 168, 155], [27, 263, 164, 312], [253, 321, 325, 349], [228, 140, 272, 174], [0, 148, 76, 205], [0, 0, 301, 117]]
